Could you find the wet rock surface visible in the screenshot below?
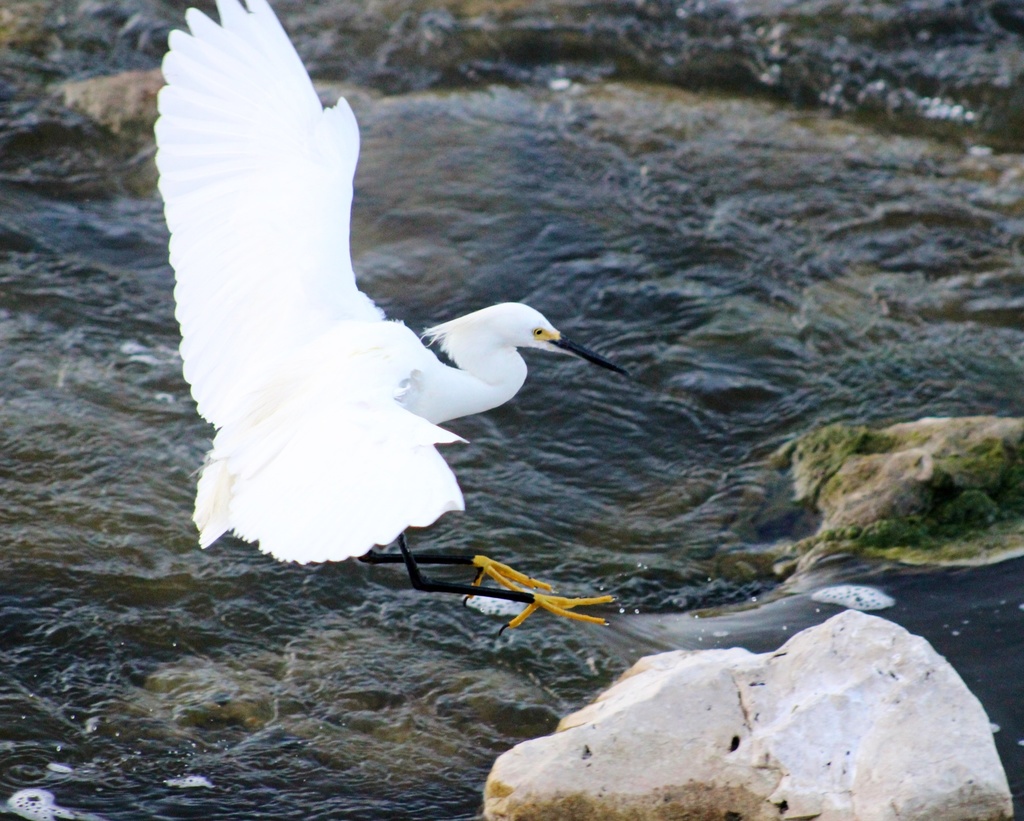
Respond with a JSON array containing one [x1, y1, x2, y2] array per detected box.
[[2, 0, 1023, 153], [485, 611, 1012, 821], [776, 416, 1024, 567], [58, 67, 163, 139], [174, 0, 1024, 148], [2, 0, 1023, 199]]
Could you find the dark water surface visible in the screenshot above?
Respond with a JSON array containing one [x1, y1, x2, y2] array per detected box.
[[1, 2, 1023, 819]]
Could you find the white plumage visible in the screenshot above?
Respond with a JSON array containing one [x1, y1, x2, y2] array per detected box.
[[156, 0, 625, 565]]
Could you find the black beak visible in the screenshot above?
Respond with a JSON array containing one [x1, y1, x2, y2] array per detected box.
[[551, 336, 629, 376]]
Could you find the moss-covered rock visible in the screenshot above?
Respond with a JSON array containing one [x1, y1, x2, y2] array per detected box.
[[818, 448, 935, 529], [776, 416, 1024, 567]]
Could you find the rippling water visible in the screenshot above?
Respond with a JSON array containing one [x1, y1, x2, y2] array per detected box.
[[1, 4, 1023, 818]]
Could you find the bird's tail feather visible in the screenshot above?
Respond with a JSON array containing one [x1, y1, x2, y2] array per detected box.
[[195, 457, 234, 547]]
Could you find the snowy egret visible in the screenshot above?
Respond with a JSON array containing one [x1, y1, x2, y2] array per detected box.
[[155, 0, 625, 629]]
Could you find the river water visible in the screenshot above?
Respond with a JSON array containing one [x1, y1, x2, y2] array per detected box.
[[1, 1, 1022, 819]]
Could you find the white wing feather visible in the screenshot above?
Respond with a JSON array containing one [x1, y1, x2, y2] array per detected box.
[[156, 0, 381, 426], [157, 0, 466, 561]]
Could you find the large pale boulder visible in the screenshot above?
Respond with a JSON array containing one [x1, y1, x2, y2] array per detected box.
[[484, 611, 1011, 821]]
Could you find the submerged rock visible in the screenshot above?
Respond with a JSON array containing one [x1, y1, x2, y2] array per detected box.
[[775, 416, 1024, 567], [128, 624, 564, 790], [484, 611, 1011, 821]]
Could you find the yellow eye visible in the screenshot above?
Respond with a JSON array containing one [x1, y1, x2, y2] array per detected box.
[[533, 328, 544, 338]]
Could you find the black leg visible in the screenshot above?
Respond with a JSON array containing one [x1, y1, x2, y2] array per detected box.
[[359, 533, 535, 605], [359, 546, 475, 567]]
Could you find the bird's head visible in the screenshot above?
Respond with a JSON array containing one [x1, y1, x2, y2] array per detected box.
[[424, 302, 627, 375]]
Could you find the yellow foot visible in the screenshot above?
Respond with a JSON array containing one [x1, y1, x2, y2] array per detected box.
[[506, 591, 616, 630], [471, 555, 554, 593], [470, 555, 614, 629]]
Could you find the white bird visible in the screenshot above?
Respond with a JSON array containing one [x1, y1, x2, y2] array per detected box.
[[155, 0, 624, 628]]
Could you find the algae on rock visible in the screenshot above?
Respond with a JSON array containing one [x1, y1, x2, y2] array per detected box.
[[774, 416, 1024, 567]]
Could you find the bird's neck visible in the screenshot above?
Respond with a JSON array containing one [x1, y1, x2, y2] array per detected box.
[[419, 348, 527, 425]]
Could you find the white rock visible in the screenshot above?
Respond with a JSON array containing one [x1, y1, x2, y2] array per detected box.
[[484, 611, 1011, 821]]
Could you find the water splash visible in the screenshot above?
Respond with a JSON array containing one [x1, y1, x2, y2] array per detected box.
[[463, 597, 526, 618], [811, 585, 895, 611], [164, 775, 214, 789], [6, 790, 77, 821]]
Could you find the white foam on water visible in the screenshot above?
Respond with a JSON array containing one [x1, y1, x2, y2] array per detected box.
[[463, 597, 527, 618], [6, 789, 77, 821], [810, 585, 895, 611], [45, 763, 74, 774], [164, 775, 214, 789]]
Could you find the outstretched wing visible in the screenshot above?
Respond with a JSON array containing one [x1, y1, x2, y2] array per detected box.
[[158, 0, 467, 558], [156, 0, 382, 427]]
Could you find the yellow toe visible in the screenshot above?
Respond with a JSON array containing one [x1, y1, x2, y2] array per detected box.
[[468, 555, 614, 630], [525, 592, 615, 627], [471, 555, 553, 593]]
